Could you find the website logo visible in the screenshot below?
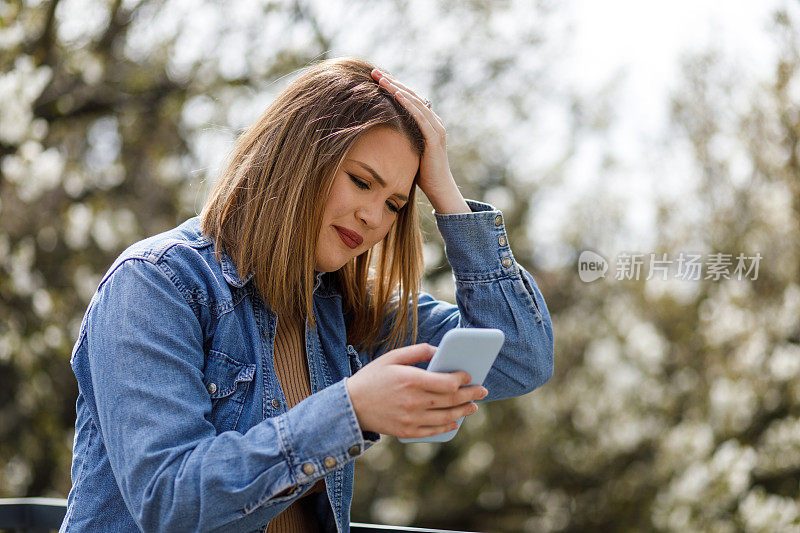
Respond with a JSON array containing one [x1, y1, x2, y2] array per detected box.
[[578, 250, 608, 282]]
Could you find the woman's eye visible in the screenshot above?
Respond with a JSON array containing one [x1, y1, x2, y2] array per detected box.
[[348, 173, 400, 214], [348, 173, 369, 190]]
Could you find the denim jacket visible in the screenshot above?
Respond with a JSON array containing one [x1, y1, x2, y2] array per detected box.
[[60, 199, 554, 532]]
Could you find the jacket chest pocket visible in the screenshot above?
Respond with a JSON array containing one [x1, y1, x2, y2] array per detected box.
[[346, 344, 362, 376], [203, 349, 256, 433]]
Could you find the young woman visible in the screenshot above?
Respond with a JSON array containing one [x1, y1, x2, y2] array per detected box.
[[60, 57, 554, 532]]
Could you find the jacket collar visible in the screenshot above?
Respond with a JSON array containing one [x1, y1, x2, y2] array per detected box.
[[219, 252, 327, 293], [218, 252, 254, 288], [186, 217, 328, 292]]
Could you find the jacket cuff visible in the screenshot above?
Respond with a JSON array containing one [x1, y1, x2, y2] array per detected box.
[[278, 379, 379, 487], [433, 199, 518, 280]]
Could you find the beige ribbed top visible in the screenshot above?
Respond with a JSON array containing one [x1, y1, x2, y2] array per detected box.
[[266, 313, 326, 533]]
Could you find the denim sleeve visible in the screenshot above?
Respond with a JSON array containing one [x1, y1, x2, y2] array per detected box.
[[84, 259, 371, 532], [370, 199, 554, 401]]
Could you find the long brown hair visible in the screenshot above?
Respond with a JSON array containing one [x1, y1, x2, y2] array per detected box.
[[200, 56, 425, 356]]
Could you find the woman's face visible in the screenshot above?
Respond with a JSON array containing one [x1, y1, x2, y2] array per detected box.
[[315, 126, 419, 272]]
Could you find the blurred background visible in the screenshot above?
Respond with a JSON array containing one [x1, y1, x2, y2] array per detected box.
[[2, 0, 800, 530]]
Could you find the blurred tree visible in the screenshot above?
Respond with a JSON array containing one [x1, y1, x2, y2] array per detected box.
[[0, 0, 583, 530], [646, 7, 800, 531], [14, 0, 800, 531], [459, 6, 800, 532]]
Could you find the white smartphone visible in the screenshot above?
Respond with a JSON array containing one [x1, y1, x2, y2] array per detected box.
[[398, 327, 505, 443]]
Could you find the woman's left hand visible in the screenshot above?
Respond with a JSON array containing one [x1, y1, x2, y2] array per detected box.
[[371, 69, 470, 215]]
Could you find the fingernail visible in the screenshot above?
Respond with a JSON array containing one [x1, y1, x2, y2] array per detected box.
[[480, 388, 488, 398]]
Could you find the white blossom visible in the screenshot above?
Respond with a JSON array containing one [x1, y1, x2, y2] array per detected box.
[[457, 441, 495, 477], [404, 442, 437, 464], [0, 55, 52, 145], [72, 264, 102, 303], [86, 116, 121, 172], [8, 236, 38, 296], [90, 208, 138, 252], [44, 324, 64, 349], [625, 321, 667, 370], [710, 440, 757, 496], [65, 204, 93, 250], [0, 23, 25, 50], [659, 420, 715, 466], [0, 329, 21, 362], [734, 331, 768, 373], [371, 497, 417, 526], [773, 284, 800, 338], [768, 344, 800, 381], [1, 456, 32, 495], [738, 486, 800, 532], [654, 440, 757, 530], [32, 289, 53, 317], [709, 377, 758, 432], [756, 416, 800, 474]]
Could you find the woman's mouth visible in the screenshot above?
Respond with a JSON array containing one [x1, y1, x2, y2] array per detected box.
[[333, 226, 362, 249]]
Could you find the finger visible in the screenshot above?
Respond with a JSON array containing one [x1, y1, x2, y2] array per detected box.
[[372, 70, 446, 130], [395, 90, 445, 139], [380, 79, 434, 124], [420, 385, 488, 409], [417, 369, 471, 394], [421, 402, 478, 426], [458, 371, 473, 386], [377, 78, 444, 133], [426, 106, 445, 131], [456, 384, 487, 402], [404, 421, 460, 439], [372, 69, 423, 101], [393, 86, 445, 132], [382, 343, 436, 366], [416, 421, 461, 437]]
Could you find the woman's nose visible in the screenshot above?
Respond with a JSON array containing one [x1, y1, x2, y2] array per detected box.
[[357, 203, 382, 229]]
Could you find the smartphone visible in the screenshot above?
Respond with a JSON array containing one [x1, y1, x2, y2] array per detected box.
[[398, 327, 505, 443]]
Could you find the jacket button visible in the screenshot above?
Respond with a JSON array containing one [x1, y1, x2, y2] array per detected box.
[[502, 257, 513, 268], [498, 235, 507, 247], [271, 398, 280, 409], [207, 382, 217, 394], [494, 214, 503, 226], [348, 445, 361, 456], [324, 456, 336, 468], [302, 462, 315, 475]]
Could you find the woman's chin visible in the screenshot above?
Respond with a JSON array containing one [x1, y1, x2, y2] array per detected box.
[[314, 257, 345, 273], [316, 247, 366, 273]]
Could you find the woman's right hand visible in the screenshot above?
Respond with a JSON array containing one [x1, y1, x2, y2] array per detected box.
[[344, 343, 489, 439]]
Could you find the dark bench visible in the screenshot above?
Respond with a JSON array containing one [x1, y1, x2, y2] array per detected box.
[[0, 498, 475, 532], [0, 499, 68, 533]]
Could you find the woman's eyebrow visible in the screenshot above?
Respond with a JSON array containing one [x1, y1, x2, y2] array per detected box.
[[347, 159, 409, 202]]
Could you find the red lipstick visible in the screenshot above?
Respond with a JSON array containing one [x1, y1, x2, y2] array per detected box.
[[333, 226, 363, 248]]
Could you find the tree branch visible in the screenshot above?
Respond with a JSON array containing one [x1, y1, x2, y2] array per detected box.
[[31, 0, 61, 66]]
